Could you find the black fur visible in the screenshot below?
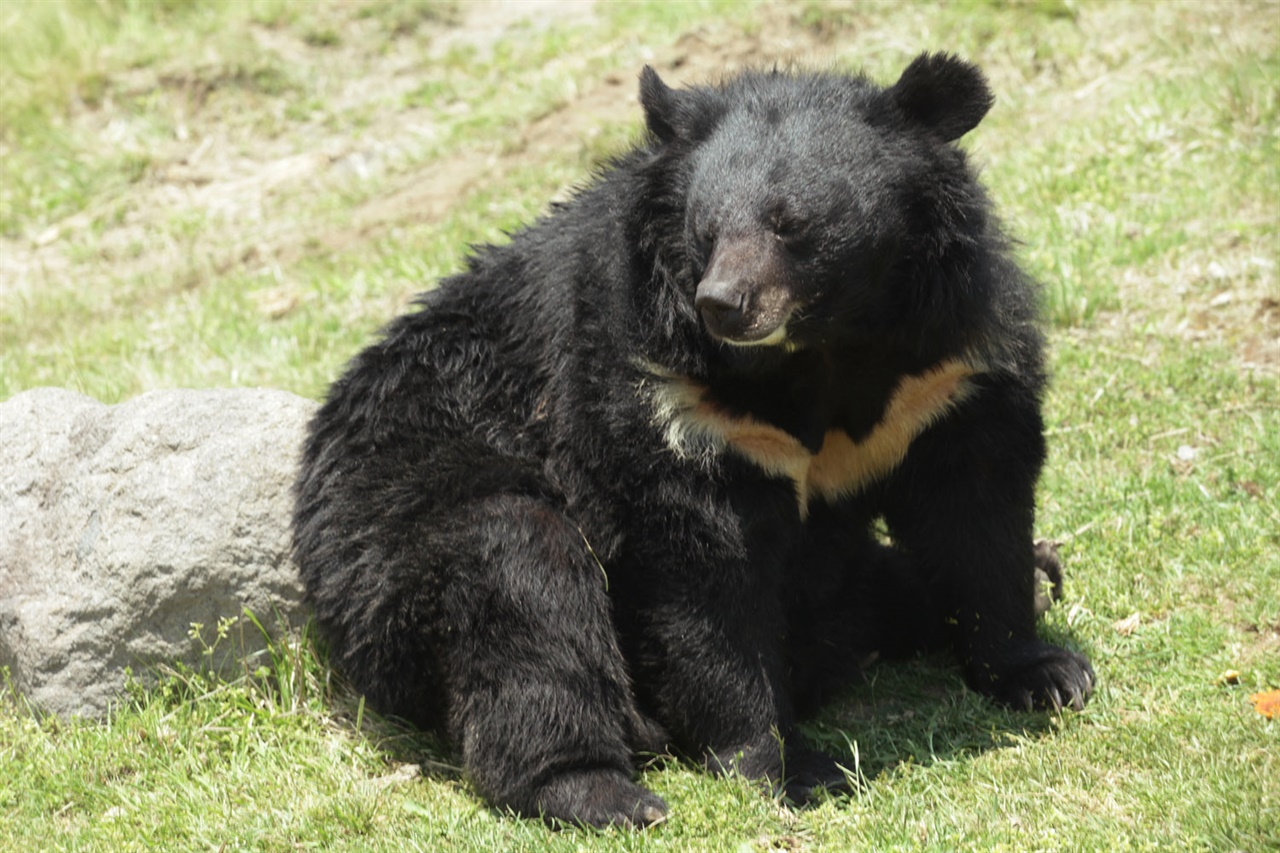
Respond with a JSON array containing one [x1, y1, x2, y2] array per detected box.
[[293, 54, 1094, 828]]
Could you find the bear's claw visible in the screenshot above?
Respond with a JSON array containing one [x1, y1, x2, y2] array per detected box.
[[977, 641, 1095, 714]]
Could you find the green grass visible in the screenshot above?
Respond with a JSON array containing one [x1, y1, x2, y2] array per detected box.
[[2, 0, 1277, 850]]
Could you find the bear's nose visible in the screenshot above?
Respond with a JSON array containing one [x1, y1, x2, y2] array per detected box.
[[695, 284, 746, 339]]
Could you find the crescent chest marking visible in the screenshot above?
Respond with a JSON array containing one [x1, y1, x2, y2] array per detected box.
[[643, 359, 977, 517]]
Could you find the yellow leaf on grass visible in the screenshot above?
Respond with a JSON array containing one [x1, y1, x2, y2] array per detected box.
[[1252, 691, 1280, 719]]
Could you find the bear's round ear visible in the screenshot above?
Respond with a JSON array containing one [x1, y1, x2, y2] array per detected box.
[[887, 52, 994, 142], [639, 66, 680, 144]]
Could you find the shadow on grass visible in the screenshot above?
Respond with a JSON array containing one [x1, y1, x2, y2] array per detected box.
[[303, 619, 1094, 812], [802, 637, 1092, 788], [809, 663, 1034, 782]]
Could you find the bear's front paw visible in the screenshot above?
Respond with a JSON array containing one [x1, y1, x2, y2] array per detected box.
[[779, 747, 854, 805], [532, 768, 667, 829], [972, 641, 1095, 713]]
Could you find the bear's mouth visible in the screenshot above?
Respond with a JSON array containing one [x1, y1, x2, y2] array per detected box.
[[709, 316, 793, 348], [695, 286, 798, 348]]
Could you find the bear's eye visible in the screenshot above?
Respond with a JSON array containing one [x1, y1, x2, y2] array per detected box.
[[771, 217, 813, 254], [694, 225, 716, 253], [773, 219, 800, 238], [768, 207, 808, 241]]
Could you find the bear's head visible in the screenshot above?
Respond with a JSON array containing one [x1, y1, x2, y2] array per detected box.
[[640, 54, 998, 357]]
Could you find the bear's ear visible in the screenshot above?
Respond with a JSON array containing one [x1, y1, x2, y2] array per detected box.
[[639, 66, 680, 144], [887, 52, 994, 142]]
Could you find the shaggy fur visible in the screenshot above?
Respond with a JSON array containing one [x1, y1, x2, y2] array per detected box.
[[293, 53, 1094, 828]]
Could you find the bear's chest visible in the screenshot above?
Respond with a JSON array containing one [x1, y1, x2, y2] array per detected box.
[[642, 359, 976, 517]]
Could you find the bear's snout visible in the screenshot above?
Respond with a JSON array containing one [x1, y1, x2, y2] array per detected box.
[[694, 278, 747, 338], [696, 236, 794, 346]]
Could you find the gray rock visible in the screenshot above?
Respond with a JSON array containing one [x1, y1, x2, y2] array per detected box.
[[0, 387, 316, 719]]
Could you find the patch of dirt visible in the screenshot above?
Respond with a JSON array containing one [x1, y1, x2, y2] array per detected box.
[[2, 4, 458, 297], [1112, 242, 1280, 375], [311, 3, 841, 259]]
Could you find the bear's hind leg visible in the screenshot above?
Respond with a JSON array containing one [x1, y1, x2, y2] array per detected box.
[[441, 495, 667, 828]]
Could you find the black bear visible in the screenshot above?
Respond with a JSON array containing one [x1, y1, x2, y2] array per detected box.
[[292, 53, 1094, 828]]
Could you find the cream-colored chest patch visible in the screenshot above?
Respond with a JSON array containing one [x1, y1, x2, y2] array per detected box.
[[641, 359, 977, 517]]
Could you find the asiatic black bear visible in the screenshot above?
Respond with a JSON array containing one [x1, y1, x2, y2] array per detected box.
[[292, 53, 1094, 828]]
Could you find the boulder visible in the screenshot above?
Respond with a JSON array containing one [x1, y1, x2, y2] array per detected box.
[[0, 387, 316, 719]]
